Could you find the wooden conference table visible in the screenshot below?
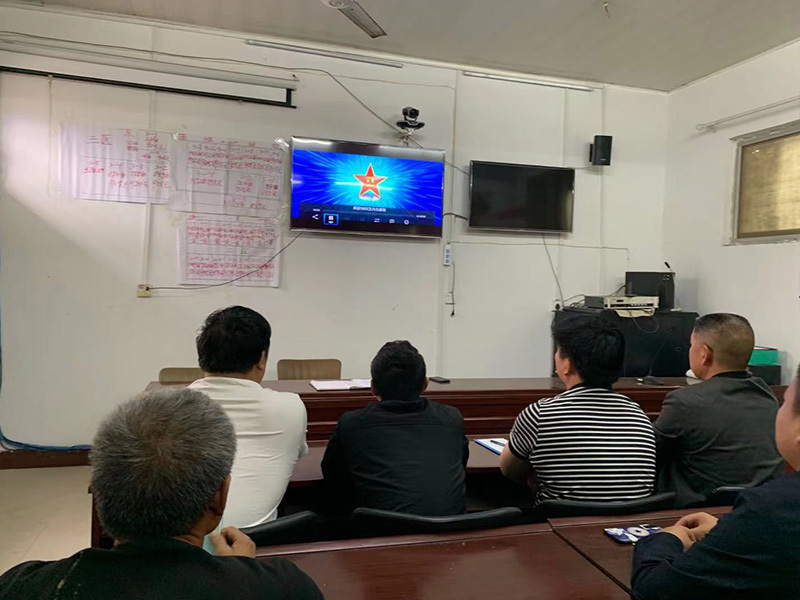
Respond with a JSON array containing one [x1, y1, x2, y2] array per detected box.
[[147, 376, 746, 441], [255, 507, 733, 599], [259, 522, 630, 600]]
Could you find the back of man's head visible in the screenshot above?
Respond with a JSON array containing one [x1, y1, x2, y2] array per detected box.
[[90, 389, 236, 541], [693, 313, 754, 371], [197, 305, 271, 374], [552, 316, 625, 389], [371, 340, 427, 401]]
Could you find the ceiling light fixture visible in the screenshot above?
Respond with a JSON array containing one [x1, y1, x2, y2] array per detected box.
[[246, 40, 403, 68], [319, 0, 387, 39], [462, 71, 597, 93]]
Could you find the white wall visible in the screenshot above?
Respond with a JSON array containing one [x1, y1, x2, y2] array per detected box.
[[0, 4, 668, 445], [664, 40, 800, 382]]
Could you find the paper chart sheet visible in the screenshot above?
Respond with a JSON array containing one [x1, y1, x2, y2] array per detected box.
[[172, 135, 284, 217], [60, 124, 171, 204], [178, 214, 281, 287]]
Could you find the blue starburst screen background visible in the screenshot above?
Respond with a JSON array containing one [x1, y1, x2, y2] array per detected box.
[[291, 140, 445, 237]]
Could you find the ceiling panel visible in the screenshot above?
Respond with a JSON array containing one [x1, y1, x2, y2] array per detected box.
[[21, 0, 800, 90]]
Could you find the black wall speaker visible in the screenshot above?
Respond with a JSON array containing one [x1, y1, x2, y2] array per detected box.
[[590, 135, 613, 166]]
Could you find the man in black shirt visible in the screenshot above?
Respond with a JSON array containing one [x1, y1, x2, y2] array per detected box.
[[632, 364, 800, 599], [654, 313, 783, 507], [0, 389, 323, 600], [322, 340, 468, 516]]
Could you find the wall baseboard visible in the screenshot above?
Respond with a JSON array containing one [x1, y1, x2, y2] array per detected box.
[[0, 449, 90, 469]]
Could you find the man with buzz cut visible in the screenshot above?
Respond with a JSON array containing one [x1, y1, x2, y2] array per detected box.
[[655, 313, 783, 508]]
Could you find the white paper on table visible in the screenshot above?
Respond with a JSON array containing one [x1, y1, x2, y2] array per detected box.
[[349, 379, 372, 389], [177, 213, 281, 288], [310, 379, 372, 391], [474, 438, 508, 456], [171, 134, 284, 217], [59, 123, 171, 204], [310, 380, 353, 391]]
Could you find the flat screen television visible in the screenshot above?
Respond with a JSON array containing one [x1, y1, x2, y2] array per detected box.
[[469, 161, 575, 233], [291, 137, 445, 237]]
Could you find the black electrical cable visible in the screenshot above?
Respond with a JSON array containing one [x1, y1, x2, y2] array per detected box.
[[149, 232, 303, 291]]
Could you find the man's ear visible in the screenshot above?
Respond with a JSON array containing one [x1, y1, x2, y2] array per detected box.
[[702, 344, 715, 367], [563, 356, 577, 378], [258, 351, 268, 371], [209, 475, 231, 518], [370, 382, 381, 401], [421, 377, 429, 394]]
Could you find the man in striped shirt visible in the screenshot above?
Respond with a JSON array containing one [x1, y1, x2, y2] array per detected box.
[[500, 315, 656, 504]]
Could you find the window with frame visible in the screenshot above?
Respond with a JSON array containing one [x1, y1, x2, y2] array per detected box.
[[734, 121, 800, 240]]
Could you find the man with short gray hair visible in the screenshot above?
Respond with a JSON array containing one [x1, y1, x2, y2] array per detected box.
[[655, 313, 783, 507], [0, 389, 324, 599]]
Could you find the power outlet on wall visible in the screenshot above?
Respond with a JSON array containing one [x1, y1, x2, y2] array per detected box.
[[136, 284, 152, 298], [443, 243, 452, 266]]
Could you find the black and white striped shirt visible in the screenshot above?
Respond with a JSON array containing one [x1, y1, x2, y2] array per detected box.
[[508, 385, 656, 504]]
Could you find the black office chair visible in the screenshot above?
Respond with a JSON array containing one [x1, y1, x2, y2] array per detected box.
[[352, 507, 524, 537], [538, 492, 676, 518], [688, 486, 747, 508], [240, 511, 322, 547]]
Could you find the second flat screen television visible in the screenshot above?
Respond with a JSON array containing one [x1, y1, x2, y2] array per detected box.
[[291, 138, 445, 237], [469, 161, 575, 233]]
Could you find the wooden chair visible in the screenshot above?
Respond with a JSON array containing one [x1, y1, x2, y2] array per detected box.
[[277, 359, 342, 381], [158, 367, 204, 384]]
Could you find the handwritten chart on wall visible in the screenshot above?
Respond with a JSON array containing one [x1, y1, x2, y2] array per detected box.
[[172, 135, 284, 217], [59, 124, 172, 204], [178, 214, 281, 287]]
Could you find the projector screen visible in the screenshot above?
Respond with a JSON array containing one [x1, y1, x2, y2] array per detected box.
[[290, 137, 445, 238]]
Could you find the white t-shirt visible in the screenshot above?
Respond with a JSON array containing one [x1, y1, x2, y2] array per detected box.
[[188, 377, 309, 528]]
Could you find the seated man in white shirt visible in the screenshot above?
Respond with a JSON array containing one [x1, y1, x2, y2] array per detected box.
[[189, 306, 308, 529]]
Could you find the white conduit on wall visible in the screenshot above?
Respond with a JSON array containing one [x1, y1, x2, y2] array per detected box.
[[696, 95, 800, 132]]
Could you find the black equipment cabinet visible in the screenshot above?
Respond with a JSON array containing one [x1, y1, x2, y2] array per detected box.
[[553, 308, 699, 378]]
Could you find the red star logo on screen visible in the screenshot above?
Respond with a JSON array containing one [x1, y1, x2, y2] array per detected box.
[[354, 164, 387, 199]]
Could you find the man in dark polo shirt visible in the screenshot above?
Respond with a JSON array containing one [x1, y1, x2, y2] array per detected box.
[[322, 340, 468, 516], [0, 390, 323, 600], [655, 313, 783, 507]]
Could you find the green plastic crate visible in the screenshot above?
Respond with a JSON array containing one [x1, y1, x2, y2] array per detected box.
[[750, 346, 779, 366]]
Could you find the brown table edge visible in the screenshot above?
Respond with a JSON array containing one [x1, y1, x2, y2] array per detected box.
[[256, 521, 552, 558], [547, 505, 733, 529]]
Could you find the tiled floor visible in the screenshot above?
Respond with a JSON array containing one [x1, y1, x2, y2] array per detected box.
[[0, 466, 91, 575]]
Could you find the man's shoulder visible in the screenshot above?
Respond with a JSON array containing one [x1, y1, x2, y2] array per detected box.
[[667, 376, 777, 405], [337, 402, 379, 429], [719, 474, 800, 542], [742, 472, 800, 507], [213, 556, 321, 598], [0, 554, 80, 599], [541, 388, 637, 408], [246, 557, 322, 598], [426, 399, 464, 422], [261, 387, 304, 404], [664, 382, 708, 405]]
